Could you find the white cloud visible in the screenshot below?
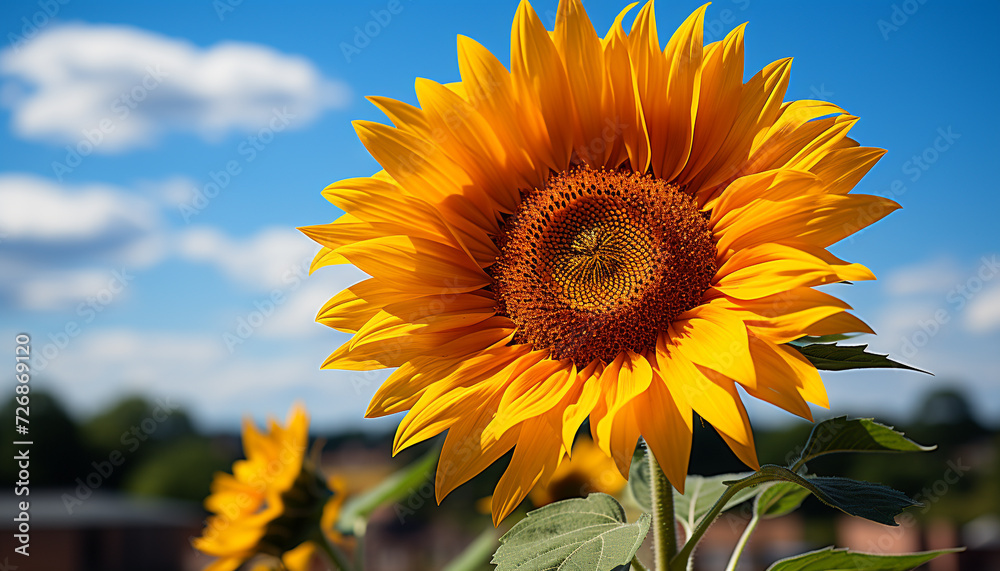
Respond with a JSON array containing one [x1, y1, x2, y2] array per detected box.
[[0, 24, 350, 151], [965, 284, 1000, 334], [30, 326, 387, 432], [176, 225, 322, 291], [0, 172, 342, 312], [0, 173, 158, 243], [15, 268, 117, 311], [882, 257, 961, 296], [0, 174, 164, 310]]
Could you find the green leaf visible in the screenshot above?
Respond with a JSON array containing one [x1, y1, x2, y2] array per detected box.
[[492, 493, 650, 571], [793, 416, 935, 470], [627, 448, 651, 511], [792, 344, 929, 373], [766, 546, 963, 570], [674, 472, 758, 534], [755, 482, 811, 519], [790, 334, 858, 346], [727, 465, 919, 526], [336, 449, 437, 533]]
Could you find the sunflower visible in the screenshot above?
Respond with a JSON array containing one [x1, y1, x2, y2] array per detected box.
[[193, 405, 345, 571], [476, 435, 627, 514], [529, 436, 628, 507], [302, 0, 896, 525], [247, 543, 317, 571]]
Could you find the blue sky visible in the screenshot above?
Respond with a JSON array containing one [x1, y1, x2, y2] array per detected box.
[[2, 0, 998, 433]]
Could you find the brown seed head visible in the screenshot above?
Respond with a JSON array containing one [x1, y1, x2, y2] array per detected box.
[[492, 166, 716, 365]]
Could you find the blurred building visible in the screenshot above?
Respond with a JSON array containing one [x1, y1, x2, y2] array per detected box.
[[0, 491, 203, 571]]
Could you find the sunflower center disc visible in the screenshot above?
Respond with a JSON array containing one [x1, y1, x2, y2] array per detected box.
[[493, 166, 717, 365]]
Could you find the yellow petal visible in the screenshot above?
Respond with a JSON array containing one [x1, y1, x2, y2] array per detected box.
[[594, 351, 653, 447], [670, 304, 755, 386], [714, 193, 901, 258], [812, 146, 886, 195], [367, 95, 432, 138], [691, 58, 792, 204], [717, 287, 851, 344], [744, 335, 815, 420], [554, 0, 609, 166], [511, 0, 576, 171], [492, 415, 565, 524], [414, 77, 521, 212], [334, 235, 490, 296], [601, 2, 649, 172], [634, 370, 692, 492], [393, 347, 542, 453], [436, 405, 519, 502], [679, 24, 746, 185], [654, 4, 706, 180], [316, 278, 412, 334], [456, 35, 546, 186], [714, 244, 855, 300], [487, 359, 575, 442], [657, 332, 754, 453]]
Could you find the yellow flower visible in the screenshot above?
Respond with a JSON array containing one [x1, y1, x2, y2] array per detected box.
[[302, 0, 896, 524], [193, 405, 345, 571], [529, 437, 627, 507], [248, 543, 317, 571]]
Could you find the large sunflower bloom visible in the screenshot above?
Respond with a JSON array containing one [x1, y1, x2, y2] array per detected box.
[[302, 0, 896, 525], [193, 405, 345, 571]]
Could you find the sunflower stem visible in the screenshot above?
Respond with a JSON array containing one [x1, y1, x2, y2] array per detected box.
[[648, 449, 677, 571], [669, 483, 743, 571], [317, 530, 355, 571], [724, 512, 758, 571], [631, 554, 652, 571], [353, 519, 367, 571]]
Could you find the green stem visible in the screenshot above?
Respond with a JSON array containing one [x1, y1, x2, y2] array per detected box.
[[317, 531, 355, 571], [353, 519, 367, 571], [669, 483, 740, 570], [723, 512, 759, 571], [648, 449, 677, 570], [669, 469, 778, 571], [442, 527, 498, 571], [631, 554, 652, 571]]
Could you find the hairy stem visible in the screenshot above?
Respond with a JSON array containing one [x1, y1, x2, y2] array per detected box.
[[631, 554, 652, 571], [648, 450, 677, 570]]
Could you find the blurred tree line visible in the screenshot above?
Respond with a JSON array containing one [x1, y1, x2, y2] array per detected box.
[[1, 387, 996, 532], [0, 392, 233, 502]]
